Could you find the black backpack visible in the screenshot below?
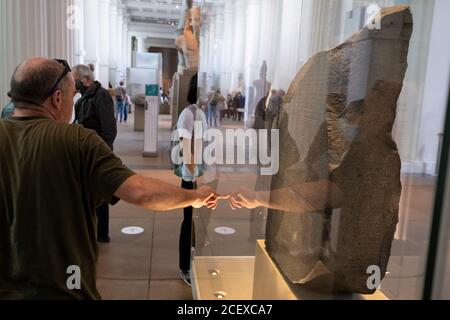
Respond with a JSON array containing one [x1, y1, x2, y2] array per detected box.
[[210, 93, 218, 107]]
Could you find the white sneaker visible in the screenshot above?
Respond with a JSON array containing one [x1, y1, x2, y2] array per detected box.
[[180, 270, 192, 287]]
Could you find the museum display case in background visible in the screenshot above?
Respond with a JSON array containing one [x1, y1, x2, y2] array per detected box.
[[191, 0, 450, 300]]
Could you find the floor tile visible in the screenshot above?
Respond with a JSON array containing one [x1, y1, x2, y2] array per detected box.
[[151, 217, 184, 280], [97, 279, 148, 300], [97, 218, 154, 280], [148, 280, 193, 300]]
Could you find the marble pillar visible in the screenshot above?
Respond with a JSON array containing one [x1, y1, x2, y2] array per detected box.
[[83, 0, 100, 79], [98, 0, 110, 87], [0, 0, 75, 108], [73, 0, 85, 65]]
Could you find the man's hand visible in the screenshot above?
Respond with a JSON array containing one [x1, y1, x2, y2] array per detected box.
[[192, 186, 229, 210], [227, 179, 342, 213], [192, 186, 216, 209], [229, 189, 263, 210], [116, 175, 232, 211], [117, 175, 223, 212]]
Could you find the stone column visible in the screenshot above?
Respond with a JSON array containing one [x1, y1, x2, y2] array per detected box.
[[0, 0, 75, 108], [46, 0, 75, 63], [244, 0, 261, 125], [205, 10, 216, 89], [98, 0, 110, 87], [273, 0, 303, 90], [230, 0, 246, 90], [137, 36, 147, 53], [73, 0, 85, 65], [108, 0, 118, 86], [121, 12, 129, 78], [115, 7, 126, 83], [220, 0, 234, 94], [83, 0, 100, 79]]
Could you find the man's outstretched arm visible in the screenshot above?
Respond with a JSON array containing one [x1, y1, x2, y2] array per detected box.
[[229, 180, 343, 213], [115, 175, 218, 211]]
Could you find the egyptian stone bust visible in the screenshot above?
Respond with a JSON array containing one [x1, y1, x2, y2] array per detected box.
[[175, 6, 201, 70]]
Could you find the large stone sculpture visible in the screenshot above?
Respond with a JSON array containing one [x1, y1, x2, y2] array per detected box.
[[265, 5, 412, 294], [250, 61, 271, 120], [175, 1, 201, 71], [175, 0, 192, 70], [237, 72, 246, 95], [171, 1, 200, 126]]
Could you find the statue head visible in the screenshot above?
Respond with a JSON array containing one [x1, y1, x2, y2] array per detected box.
[[189, 7, 201, 36], [175, 0, 193, 36], [185, 0, 193, 9]]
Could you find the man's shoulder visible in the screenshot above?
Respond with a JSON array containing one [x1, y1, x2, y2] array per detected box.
[[178, 106, 194, 123], [65, 123, 108, 149], [50, 121, 97, 138], [94, 87, 115, 109], [178, 105, 205, 127], [97, 86, 113, 98], [23, 120, 97, 148], [186, 105, 206, 117], [197, 107, 207, 119]]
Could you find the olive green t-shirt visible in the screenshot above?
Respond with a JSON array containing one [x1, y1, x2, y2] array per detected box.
[[0, 117, 135, 300]]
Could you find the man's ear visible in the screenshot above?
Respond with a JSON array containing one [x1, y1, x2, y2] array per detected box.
[[51, 90, 64, 110]]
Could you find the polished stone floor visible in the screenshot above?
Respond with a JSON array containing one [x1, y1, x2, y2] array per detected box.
[[96, 112, 437, 300]]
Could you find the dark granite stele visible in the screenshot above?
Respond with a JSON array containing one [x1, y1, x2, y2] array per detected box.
[[265, 5, 413, 294]]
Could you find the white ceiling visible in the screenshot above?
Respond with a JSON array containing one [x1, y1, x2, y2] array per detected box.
[[123, 0, 202, 26]]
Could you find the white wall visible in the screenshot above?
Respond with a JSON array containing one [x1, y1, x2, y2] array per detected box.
[[416, 0, 450, 175]]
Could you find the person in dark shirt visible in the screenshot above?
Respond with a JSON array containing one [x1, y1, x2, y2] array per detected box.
[[72, 64, 117, 243], [72, 65, 117, 150], [0, 57, 219, 299]]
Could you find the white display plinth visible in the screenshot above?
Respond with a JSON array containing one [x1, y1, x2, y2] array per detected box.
[[192, 256, 255, 300], [143, 95, 159, 157], [127, 52, 162, 158]]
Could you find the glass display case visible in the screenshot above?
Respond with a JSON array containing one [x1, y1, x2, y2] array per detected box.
[[191, 0, 450, 300]]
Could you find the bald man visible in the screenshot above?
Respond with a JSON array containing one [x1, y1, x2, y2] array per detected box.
[[0, 58, 219, 300]]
